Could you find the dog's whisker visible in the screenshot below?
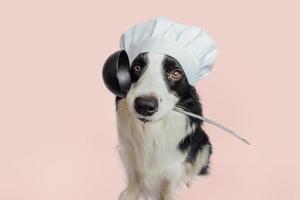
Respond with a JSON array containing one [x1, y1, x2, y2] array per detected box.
[[173, 107, 250, 145]]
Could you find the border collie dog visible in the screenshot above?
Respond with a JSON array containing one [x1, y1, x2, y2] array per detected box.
[[116, 52, 212, 200]]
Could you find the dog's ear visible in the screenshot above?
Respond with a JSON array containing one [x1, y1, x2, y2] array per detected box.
[[102, 50, 131, 97]]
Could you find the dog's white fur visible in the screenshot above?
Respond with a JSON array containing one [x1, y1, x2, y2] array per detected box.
[[117, 53, 210, 200]]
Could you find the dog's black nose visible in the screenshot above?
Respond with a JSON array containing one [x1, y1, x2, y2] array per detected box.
[[134, 96, 158, 116]]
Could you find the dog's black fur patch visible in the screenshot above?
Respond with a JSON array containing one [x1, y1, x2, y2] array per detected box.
[[130, 52, 149, 83]]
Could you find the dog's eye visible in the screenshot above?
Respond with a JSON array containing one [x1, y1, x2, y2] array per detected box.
[[132, 65, 142, 73], [169, 69, 183, 81]]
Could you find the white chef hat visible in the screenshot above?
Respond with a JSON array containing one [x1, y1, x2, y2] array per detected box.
[[119, 17, 218, 85]]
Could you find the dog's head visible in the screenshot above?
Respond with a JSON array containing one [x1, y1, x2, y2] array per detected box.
[[126, 52, 197, 123]]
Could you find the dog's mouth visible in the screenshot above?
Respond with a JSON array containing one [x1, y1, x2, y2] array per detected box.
[[133, 110, 155, 123], [138, 117, 151, 123]]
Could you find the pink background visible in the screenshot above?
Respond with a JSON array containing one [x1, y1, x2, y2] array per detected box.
[[0, 0, 299, 199]]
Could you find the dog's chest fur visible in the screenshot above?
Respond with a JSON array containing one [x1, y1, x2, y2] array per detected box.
[[117, 99, 190, 190]]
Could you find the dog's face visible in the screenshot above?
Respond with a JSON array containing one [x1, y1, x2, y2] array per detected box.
[[126, 52, 193, 123]]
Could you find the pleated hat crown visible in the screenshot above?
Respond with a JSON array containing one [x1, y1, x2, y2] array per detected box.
[[119, 17, 217, 85]]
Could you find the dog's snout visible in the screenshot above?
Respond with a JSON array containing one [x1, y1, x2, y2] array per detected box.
[[134, 96, 158, 116]]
